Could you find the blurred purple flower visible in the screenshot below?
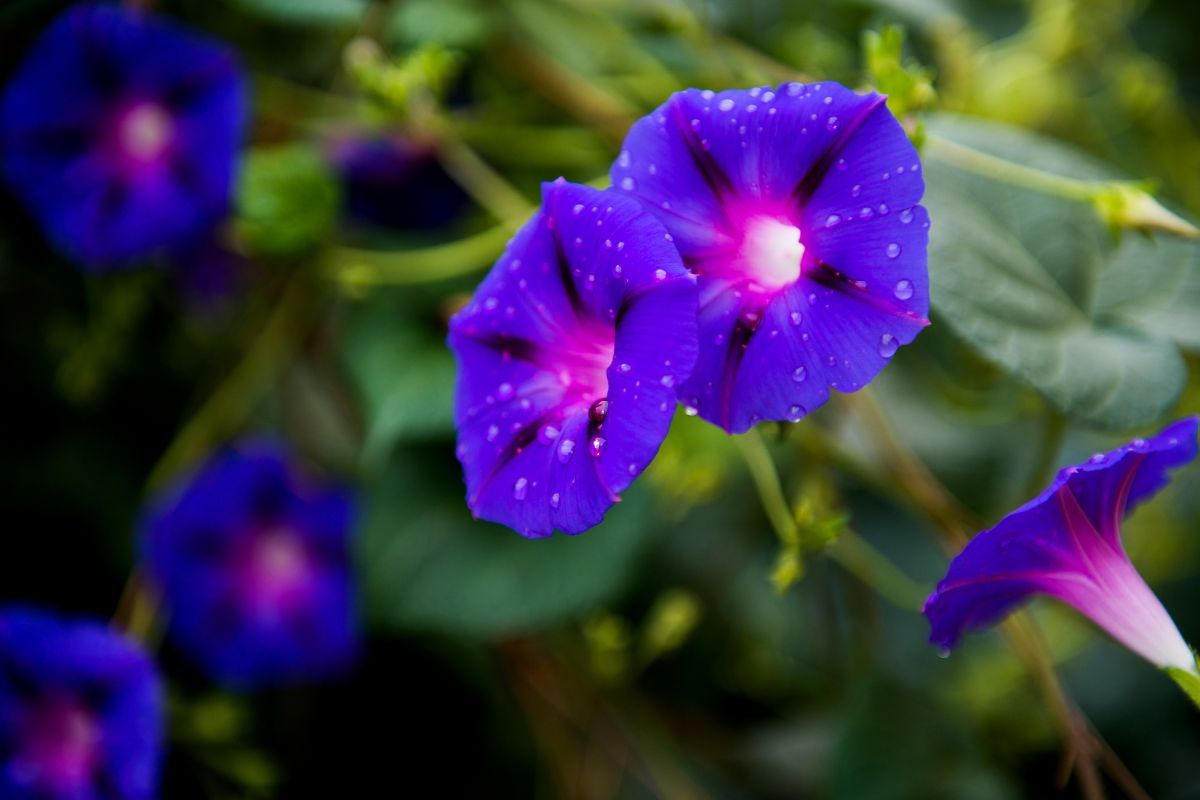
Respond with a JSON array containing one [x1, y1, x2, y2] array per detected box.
[[141, 441, 358, 688], [0, 5, 245, 270], [0, 607, 162, 799], [925, 418, 1199, 673], [448, 180, 698, 537], [612, 82, 929, 433], [328, 132, 468, 230]]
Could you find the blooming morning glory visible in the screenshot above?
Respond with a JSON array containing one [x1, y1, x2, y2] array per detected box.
[[924, 417, 1199, 674], [141, 441, 358, 688], [611, 82, 929, 433], [0, 5, 245, 269], [0, 607, 162, 799], [448, 180, 699, 537]]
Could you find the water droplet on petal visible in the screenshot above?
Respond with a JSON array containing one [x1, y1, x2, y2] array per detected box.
[[627, 463, 639, 476], [787, 405, 806, 422], [825, 214, 841, 228], [900, 208, 914, 224], [792, 366, 807, 382], [486, 424, 500, 442], [661, 375, 675, 388], [572, 203, 585, 215], [859, 207, 874, 220], [886, 242, 902, 258], [655, 268, 668, 281], [718, 97, 735, 111], [618, 150, 631, 167], [557, 439, 576, 464], [620, 176, 636, 191], [789, 311, 803, 326], [851, 184, 861, 198], [618, 362, 632, 373], [497, 382, 514, 401], [550, 492, 561, 508], [878, 333, 898, 358], [589, 436, 606, 457], [827, 116, 840, 131], [513, 477, 529, 500], [893, 279, 914, 300], [589, 399, 609, 424], [1089, 453, 1106, 464], [938, 647, 952, 660]]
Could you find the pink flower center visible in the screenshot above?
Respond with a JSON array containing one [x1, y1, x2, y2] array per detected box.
[[115, 103, 174, 163], [14, 699, 101, 793], [557, 332, 615, 410], [735, 216, 805, 291], [239, 530, 314, 616]]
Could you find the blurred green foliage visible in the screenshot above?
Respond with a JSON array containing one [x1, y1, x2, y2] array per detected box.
[[3, 0, 1200, 797]]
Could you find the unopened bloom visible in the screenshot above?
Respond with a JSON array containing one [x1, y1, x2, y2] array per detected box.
[[141, 441, 358, 687], [612, 82, 929, 433], [925, 418, 1199, 674], [448, 180, 699, 537], [0, 5, 245, 269], [0, 607, 163, 799]]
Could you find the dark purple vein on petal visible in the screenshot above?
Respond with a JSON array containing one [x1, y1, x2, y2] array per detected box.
[[806, 262, 929, 325], [791, 94, 888, 204]]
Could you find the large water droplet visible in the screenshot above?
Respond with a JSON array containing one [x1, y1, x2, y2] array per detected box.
[[886, 242, 901, 259], [787, 405, 806, 422], [900, 208, 914, 224], [589, 399, 609, 424], [557, 439, 576, 464], [893, 279, 913, 300], [878, 333, 898, 358], [718, 97, 735, 112], [792, 366, 807, 382], [654, 268, 668, 281], [825, 214, 840, 228], [513, 477, 529, 500]]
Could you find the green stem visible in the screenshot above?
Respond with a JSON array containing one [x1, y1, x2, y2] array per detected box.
[[327, 222, 515, 290], [925, 132, 1099, 203], [736, 430, 799, 549], [433, 130, 535, 228]]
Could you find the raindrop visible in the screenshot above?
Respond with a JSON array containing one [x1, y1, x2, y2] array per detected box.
[[486, 425, 500, 443], [761, 91, 775, 102], [718, 98, 735, 112], [792, 366, 807, 382], [538, 424, 560, 445], [1089, 453, 1106, 464], [937, 647, 952, 660], [786, 82, 804, 96], [589, 436, 606, 457], [836, 157, 847, 170], [655, 268, 668, 280], [823, 96, 833, 105], [1132, 438, 1147, 447], [789, 311, 803, 326], [826, 355, 837, 367], [572, 203, 585, 215], [620, 176, 636, 191], [787, 405, 806, 422], [825, 214, 841, 228], [660, 375, 675, 388], [513, 477, 529, 500], [683, 399, 700, 416], [851, 184, 861, 197], [618, 362, 632, 373], [618, 150, 631, 167], [886, 242, 902, 259], [893, 279, 914, 300], [878, 333, 898, 358], [859, 207, 874, 220], [826, 116, 840, 131], [877, 203, 889, 215], [497, 382, 514, 401], [550, 492, 561, 508], [589, 399, 609, 424], [557, 439, 576, 464], [627, 463, 639, 476], [900, 208, 914, 224]]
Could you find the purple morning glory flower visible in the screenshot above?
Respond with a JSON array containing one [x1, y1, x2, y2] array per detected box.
[[925, 418, 1199, 674], [0, 607, 163, 799], [0, 5, 245, 270], [448, 180, 699, 537], [141, 441, 358, 688], [611, 83, 929, 433], [328, 131, 469, 230]]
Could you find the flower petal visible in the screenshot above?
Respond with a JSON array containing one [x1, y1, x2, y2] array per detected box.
[[449, 181, 698, 537]]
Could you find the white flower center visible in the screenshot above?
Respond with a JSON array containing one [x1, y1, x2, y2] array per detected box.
[[119, 104, 173, 161], [738, 216, 805, 290]]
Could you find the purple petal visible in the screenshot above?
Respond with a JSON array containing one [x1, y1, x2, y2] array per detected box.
[[448, 180, 699, 537], [612, 82, 928, 432], [924, 417, 1198, 671]]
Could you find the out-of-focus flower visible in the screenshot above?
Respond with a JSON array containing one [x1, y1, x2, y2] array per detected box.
[[925, 418, 1199, 675], [448, 180, 698, 537], [0, 5, 245, 270], [0, 607, 162, 799], [328, 132, 468, 230], [612, 82, 929, 433], [141, 442, 358, 688]]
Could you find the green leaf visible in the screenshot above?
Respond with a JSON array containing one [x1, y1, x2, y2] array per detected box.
[[232, 0, 367, 25], [236, 144, 341, 260], [1165, 666, 1200, 711], [359, 447, 656, 637], [341, 298, 456, 468], [924, 113, 1197, 429]]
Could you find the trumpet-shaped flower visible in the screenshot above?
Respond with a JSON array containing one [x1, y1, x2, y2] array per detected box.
[[612, 82, 929, 432], [0, 5, 244, 269], [925, 418, 1199, 674], [141, 442, 358, 688], [448, 180, 699, 537], [0, 608, 162, 799]]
